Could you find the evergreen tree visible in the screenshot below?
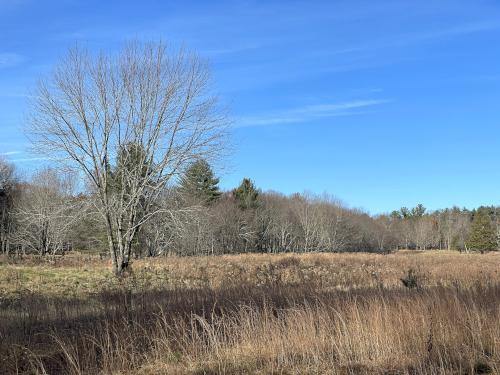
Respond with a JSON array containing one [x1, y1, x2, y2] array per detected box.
[[109, 143, 152, 196], [179, 159, 221, 205], [399, 207, 411, 218], [233, 178, 259, 209], [411, 204, 426, 217], [466, 207, 497, 252], [107, 143, 153, 243]]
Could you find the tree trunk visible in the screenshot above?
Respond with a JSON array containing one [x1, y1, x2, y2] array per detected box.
[[108, 232, 136, 276]]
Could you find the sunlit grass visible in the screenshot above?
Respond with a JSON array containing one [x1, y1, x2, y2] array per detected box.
[[2, 250, 500, 374], [2, 250, 500, 298]]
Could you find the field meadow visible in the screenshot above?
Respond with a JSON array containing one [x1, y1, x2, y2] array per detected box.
[[2, 250, 500, 374]]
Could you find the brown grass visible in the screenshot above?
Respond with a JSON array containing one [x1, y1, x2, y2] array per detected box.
[[2, 251, 500, 374]]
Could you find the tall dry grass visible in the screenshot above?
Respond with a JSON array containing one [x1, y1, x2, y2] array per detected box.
[[2, 251, 500, 374]]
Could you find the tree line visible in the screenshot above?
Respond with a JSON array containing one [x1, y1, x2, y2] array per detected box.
[[1, 41, 497, 275], [1, 157, 498, 259]]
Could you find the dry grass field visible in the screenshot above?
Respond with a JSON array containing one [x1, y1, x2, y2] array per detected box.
[[2, 251, 500, 374]]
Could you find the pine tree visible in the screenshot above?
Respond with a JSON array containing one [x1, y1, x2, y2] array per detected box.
[[466, 208, 497, 252], [106, 143, 153, 257], [179, 159, 221, 205], [108, 142, 152, 197], [233, 178, 259, 209], [411, 204, 426, 217]]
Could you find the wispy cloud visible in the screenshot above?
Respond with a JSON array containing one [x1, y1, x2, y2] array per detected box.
[[237, 99, 390, 127], [0, 151, 22, 156], [390, 20, 500, 47], [0, 92, 30, 99], [318, 19, 500, 63], [11, 157, 51, 163], [0, 53, 25, 69], [202, 43, 264, 57]]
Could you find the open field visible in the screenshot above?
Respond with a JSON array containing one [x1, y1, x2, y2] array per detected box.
[[2, 251, 500, 374]]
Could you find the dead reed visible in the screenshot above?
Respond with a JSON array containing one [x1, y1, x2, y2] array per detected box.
[[2, 251, 500, 374]]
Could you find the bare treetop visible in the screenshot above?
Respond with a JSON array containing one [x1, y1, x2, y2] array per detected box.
[[30, 42, 227, 188]]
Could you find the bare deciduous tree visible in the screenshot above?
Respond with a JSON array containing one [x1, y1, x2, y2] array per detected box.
[[14, 168, 78, 256], [293, 193, 321, 252], [29, 42, 227, 274]]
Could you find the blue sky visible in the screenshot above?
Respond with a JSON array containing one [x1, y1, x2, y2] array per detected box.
[[1, 0, 500, 214]]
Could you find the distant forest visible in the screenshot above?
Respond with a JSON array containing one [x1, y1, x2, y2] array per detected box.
[[1, 43, 497, 266], [1, 157, 497, 257]]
